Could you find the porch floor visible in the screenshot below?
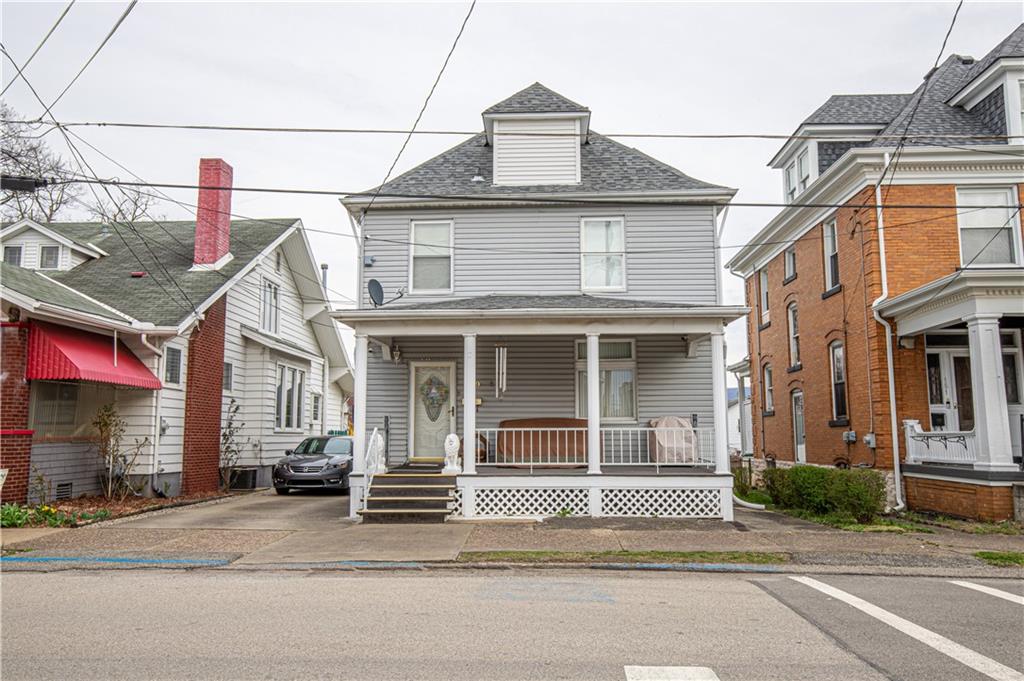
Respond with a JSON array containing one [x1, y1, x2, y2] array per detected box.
[[473, 465, 717, 477]]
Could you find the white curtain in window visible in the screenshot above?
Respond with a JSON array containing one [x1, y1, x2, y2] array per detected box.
[[578, 368, 636, 420], [958, 188, 1018, 265], [582, 219, 624, 289]]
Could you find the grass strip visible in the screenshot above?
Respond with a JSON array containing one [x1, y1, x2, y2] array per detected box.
[[457, 550, 789, 565], [974, 551, 1024, 567]]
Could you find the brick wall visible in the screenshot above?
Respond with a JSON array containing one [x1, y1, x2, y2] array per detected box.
[[180, 297, 226, 494], [1, 323, 32, 503], [904, 476, 1014, 522]]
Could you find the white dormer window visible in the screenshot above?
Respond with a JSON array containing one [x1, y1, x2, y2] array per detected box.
[[784, 162, 797, 203], [581, 217, 625, 291], [797, 149, 810, 193], [3, 246, 22, 266], [39, 245, 60, 270]]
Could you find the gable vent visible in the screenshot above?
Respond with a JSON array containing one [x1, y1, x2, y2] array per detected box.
[[492, 118, 581, 186]]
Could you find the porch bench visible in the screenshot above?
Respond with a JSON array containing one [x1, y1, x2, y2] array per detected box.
[[489, 418, 592, 466]]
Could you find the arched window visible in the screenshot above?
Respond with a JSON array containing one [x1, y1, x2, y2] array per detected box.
[[830, 341, 848, 421], [787, 302, 800, 367]]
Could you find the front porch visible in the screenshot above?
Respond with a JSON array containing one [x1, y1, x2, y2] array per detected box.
[[336, 296, 745, 520]]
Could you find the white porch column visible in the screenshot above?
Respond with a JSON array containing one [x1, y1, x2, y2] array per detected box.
[[965, 314, 1015, 471], [711, 330, 730, 475], [462, 333, 477, 475], [736, 372, 748, 455], [349, 333, 369, 518], [586, 332, 602, 474]]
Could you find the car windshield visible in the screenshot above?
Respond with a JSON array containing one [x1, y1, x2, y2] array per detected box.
[[295, 437, 352, 456]]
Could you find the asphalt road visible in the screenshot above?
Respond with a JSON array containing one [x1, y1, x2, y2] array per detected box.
[[2, 570, 1022, 680]]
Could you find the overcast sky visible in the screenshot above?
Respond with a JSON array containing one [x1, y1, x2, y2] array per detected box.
[[3, 1, 1021, 377]]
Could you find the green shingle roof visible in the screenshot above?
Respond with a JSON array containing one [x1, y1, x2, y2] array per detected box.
[[0, 262, 124, 321]]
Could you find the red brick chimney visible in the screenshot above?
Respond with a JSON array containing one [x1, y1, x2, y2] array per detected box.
[[193, 158, 233, 267]]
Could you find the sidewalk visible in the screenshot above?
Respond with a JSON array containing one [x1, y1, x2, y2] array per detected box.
[[2, 496, 1022, 575]]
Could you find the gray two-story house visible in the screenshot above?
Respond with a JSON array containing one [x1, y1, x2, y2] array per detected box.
[[335, 84, 746, 520]]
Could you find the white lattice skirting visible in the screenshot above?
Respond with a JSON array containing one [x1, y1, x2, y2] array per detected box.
[[450, 486, 725, 518]]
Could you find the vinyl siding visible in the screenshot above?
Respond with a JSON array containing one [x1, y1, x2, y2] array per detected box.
[[28, 442, 102, 502], [361, 204, 718, 307], [1, 232, 75, 270], [365, 334, 712, 464], [493, 118, 580, 186]]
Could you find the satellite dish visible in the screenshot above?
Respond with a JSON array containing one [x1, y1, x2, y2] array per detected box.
[[368, 279, 384, 308]]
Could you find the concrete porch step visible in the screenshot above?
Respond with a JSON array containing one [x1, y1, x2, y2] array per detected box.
[[368, 485, 453, 497], [366, 496, 453, 511], [358, 508, 449, 523]]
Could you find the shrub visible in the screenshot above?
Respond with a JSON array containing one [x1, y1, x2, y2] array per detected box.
[[1, 503, 31, 528], [762, 466, 885, 523]]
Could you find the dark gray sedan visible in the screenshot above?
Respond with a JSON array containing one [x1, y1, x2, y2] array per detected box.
[[272, 436, 353, 494]]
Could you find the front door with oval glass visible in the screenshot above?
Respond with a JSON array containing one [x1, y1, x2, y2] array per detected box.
[[410, 362, 457, 461]]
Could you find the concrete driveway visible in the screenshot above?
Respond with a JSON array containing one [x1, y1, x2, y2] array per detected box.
[[117, 489, 349, 531]]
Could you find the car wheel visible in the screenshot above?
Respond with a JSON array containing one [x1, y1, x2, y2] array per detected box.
[[275, 487, 290, 495]]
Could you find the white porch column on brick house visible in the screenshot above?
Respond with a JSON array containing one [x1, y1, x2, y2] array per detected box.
[[965, 313, 1015, 471], [711, 330, 730, 475], [586, 332, 601, 474], [462, 333, 477, 475]]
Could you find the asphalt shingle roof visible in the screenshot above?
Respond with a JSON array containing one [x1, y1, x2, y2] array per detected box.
[[0, 262, 123, 321], [38, 219, 295, 327], [384, 294, 707, 311], [363, 132, 728, 198], [483, 82, 589, 114], [949, 23, 1024, 100], [802, 94, 912, 126]]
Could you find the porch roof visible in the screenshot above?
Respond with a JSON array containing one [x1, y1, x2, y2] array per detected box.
[[875, 269, 1024, 336], [334, 294, 747, 336]]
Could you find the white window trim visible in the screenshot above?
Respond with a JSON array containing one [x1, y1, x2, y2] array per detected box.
[[38, 244, 61, 270], [408, 220, 454, 295], [823, 219, 839, 291], [222, 361, 234, 393], [763, 364, 774, 412], [580, 216, 627, 293], [829, 340, 847, 420], [954, 186, 1024, 268], [784, 246, 797, 280], [573, 338, 637, 423], [797, 149, 810, 193], [787, 302, 800, 367], [163, 346, 184, 388], [274, 361, 307, 433], [784, 162, 796, 204], [311, 392, 322, 423], [260, 274, 282, 335], [758, 269, 770, 324], [3, 245, 23, 266]]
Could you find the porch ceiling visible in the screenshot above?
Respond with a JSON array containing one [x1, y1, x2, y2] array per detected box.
[[876, 269, 1024, 336]]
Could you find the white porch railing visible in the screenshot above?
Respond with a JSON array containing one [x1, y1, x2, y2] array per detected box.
[[362, 428, 386, 508], [475, 428, 588, 471], [473, 426, 716, 472], [601, 427, 716, 468], [903, 419, 978, 465]]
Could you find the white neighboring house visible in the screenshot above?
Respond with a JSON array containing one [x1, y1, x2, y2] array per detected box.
[[0, 158, 351, 502]]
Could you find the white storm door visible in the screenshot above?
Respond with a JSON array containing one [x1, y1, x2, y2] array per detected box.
[[409, 361, 457, 459], [792, 390, 806, 463]]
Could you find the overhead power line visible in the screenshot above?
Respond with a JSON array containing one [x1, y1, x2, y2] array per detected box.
[[4, 119, 1014, 143], [0, 1, 75, 98]]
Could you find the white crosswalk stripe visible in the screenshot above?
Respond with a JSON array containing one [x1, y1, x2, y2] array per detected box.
[[624, 666, 721, 680], [790, 576, 1024, 681], [950, 580, 1024, 606]]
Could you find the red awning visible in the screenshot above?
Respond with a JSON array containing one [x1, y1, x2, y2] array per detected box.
[[26, 321, 162, 390]]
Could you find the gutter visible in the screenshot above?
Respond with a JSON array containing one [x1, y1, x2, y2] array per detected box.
[[870, 153, 905, 511], [334, 305, 750, 323], [140, 334, 165, 495]]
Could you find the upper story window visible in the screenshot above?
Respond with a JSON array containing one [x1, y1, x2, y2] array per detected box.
[[164, 347, 183, 386], [830, 340, 847, 421], [784, 162, 797, 203], [261, 278, 281, 334], [784, 246, 797, 280], [787, 302, 801, 367], [275, 251, 283, 273], [758, 269, 770, 324], [3, 245, 22, 266], [955, 187, 1021, 266], [823, 219, 839, 291], [39, 245, 60, 270], [410, 220, 453, 293], [581, 217, 626, 291], [797, 149, 810, 193], [763, 364, 774, 413]]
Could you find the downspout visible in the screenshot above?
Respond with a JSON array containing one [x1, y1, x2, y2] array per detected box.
[[142, 334, 165, 496], [870, 152, 905, 510]]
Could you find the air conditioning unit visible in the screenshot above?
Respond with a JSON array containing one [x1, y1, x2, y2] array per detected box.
[[229, 468, 258, 490]]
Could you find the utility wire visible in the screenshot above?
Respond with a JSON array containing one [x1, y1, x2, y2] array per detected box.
[[0, 0, 75, 98], [41, 0, 137, 116], [362, 0, 476, 214]]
